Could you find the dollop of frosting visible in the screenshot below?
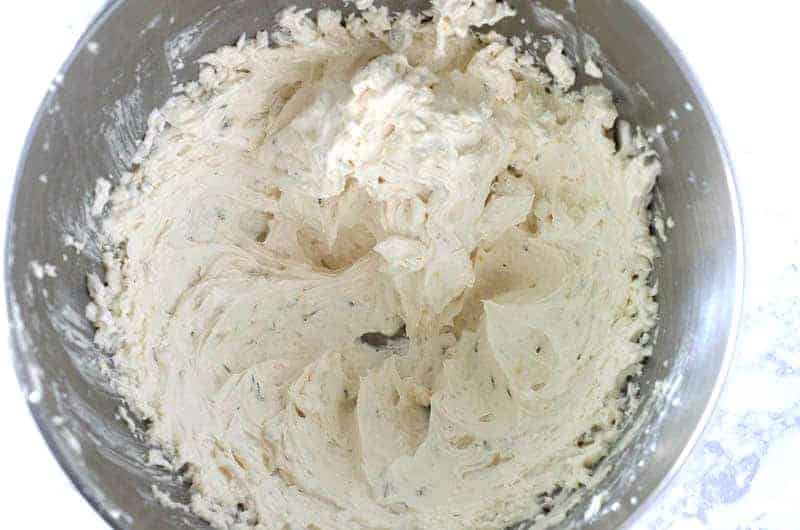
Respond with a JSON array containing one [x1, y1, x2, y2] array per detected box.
[[89, 3, 659, 529]]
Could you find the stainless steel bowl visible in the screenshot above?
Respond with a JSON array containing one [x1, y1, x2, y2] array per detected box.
[[6, 0, 743, 528]]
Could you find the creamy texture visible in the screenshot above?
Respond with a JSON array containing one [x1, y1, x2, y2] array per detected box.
[[88, 2, 660, 529]]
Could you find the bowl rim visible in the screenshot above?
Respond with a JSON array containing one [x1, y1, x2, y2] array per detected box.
[[614, 0, 745, 527], [5, 0, 745, 528], [5, 2, 136, 528]]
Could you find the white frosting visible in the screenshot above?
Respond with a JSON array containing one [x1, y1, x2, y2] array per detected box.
[[89, 4, 659, 529], [584, 58, 603, 79], [545, 37, 575, 90]]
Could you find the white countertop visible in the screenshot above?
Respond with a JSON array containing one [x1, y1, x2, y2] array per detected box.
[[1, 1, 797, 528]]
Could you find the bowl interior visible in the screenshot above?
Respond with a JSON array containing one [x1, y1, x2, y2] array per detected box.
[[7, 1, 741, 529]]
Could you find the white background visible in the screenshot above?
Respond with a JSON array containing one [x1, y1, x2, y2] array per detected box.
[[0, 1, 797, 529]]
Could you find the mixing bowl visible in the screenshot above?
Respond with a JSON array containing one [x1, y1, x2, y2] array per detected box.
[[6, 0, 743, 528]]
